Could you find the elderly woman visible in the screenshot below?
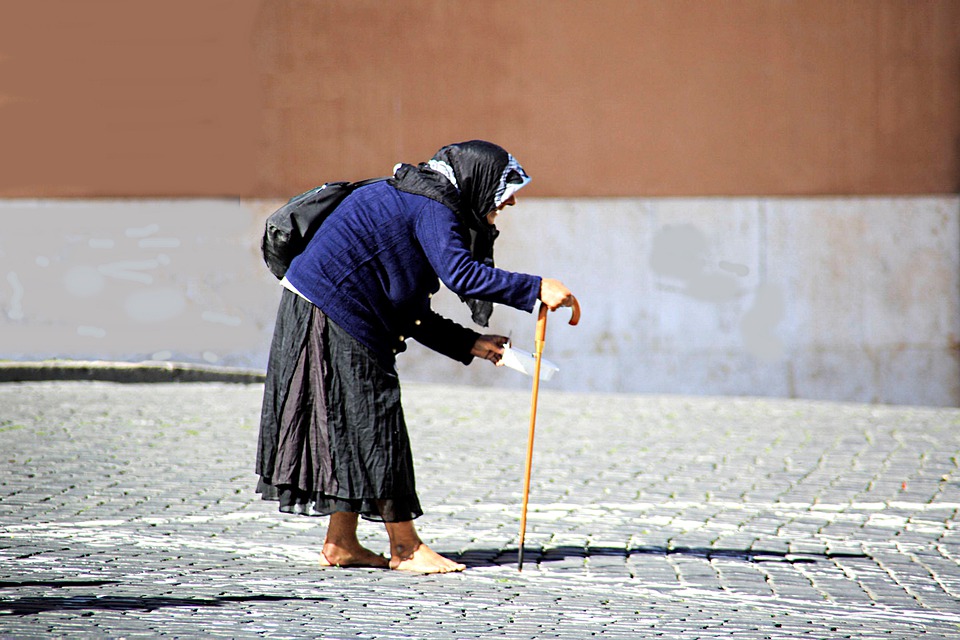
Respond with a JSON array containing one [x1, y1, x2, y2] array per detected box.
[[256, 140, 575, 573]]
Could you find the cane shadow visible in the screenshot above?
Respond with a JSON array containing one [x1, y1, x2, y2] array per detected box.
[[0, 590, 327, 617], [450, 545, 868, 569]]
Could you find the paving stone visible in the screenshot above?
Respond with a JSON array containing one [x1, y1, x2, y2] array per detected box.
[[2, 381, 960, 637]]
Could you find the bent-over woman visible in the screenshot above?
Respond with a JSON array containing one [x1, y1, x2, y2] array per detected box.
[[256, 140, 575, 573]]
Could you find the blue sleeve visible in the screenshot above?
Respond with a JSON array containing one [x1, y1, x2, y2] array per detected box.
[[415, 203, 541, 313], [411, 310, 480, 365]]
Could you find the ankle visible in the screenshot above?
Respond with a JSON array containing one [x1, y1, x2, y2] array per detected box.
[[324, 537, 361, 552], [390, 540, 422, 561]]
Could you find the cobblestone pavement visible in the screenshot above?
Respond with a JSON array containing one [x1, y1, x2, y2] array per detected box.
[[1, 381, 960, 638]]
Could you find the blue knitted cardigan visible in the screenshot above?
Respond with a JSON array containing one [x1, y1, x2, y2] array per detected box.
[[284, 180, 540, 366]]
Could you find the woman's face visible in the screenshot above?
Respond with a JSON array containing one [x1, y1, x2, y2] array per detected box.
[[485, 194, 517, 225]]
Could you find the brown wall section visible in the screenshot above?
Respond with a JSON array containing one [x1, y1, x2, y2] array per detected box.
[[1, 1, 958, 198], [0, 0, 261, 198]]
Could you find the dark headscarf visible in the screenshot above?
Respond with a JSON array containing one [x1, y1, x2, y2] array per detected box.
[[389, 140, 531, 326]]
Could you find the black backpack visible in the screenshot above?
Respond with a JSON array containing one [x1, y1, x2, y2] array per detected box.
[[261, 177, 386, 279]]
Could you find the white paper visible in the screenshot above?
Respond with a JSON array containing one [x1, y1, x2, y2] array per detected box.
[[500, 343, 559, 381]]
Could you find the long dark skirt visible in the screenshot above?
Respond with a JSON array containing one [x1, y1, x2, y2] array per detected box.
[[256, 289, 422, 522]]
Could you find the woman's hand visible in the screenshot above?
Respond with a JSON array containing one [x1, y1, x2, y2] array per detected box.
[[539, 278, 575, 311], [471, 334, 509, 364]]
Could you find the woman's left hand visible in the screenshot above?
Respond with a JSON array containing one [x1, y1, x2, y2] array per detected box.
[[471, 334, 509, 364]]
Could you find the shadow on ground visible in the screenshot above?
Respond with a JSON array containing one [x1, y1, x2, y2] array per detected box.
[[0, 588, 327, 617], [451, 545, 867, 568]]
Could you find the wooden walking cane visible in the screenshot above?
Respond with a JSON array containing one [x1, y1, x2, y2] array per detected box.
[[518, 297, 580, 571]]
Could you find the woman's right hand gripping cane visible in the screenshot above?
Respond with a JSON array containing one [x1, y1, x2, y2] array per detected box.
[[539, 278, 575, 311]]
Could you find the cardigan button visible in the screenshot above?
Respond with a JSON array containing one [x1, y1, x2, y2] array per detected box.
[[398, 335, 405, 342], [414, 319, 421, 326]]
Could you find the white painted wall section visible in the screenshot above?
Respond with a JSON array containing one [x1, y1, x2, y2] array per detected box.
[[0, 197, 956, 406]]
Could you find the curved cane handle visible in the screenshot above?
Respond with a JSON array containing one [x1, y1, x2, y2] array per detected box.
[[568, 296, 581, 326], [535, 296, 581, 344]]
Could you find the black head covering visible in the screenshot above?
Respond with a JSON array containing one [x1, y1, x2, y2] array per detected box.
[[389, 140, 530, 326]]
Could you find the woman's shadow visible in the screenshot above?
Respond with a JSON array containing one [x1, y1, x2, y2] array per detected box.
[[0, 582, 327, 617], [449, 545, 866, 569]]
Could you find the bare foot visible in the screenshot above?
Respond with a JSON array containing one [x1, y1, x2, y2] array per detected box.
[[320, 542, 389, 569], [389, 543, 465, 574]]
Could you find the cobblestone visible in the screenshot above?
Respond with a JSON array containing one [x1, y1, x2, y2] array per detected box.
[[1, 381, 960, 637]]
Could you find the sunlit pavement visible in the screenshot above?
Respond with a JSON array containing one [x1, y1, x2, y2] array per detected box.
[[2, 381, 959, 638]]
